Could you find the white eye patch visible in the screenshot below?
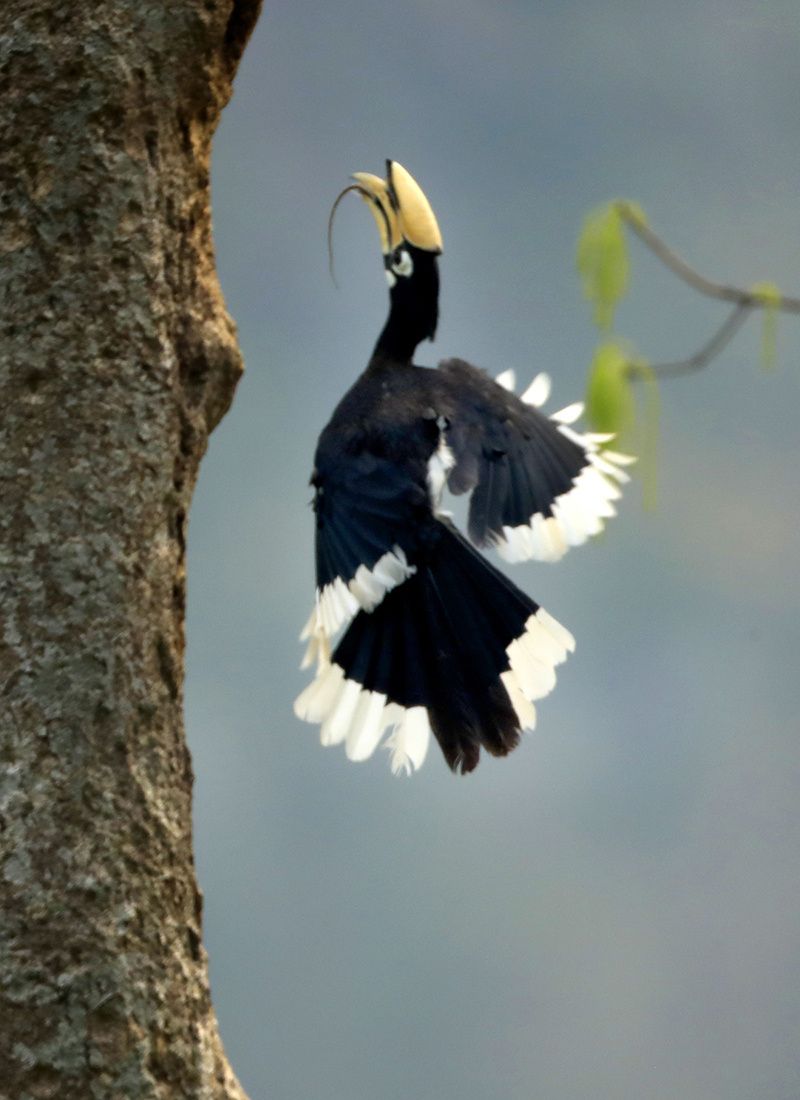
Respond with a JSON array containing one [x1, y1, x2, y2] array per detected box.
[[391, 249, 414, 278]]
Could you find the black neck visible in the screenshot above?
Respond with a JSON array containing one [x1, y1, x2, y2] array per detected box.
[[371, 248, 439, 365]]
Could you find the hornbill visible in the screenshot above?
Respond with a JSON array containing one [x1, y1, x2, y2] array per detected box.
[[294, 161, 633, 776]]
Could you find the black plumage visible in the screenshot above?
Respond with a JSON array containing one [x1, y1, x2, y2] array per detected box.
[[295, 161, 632, 775], [334, 524, 533, 773]]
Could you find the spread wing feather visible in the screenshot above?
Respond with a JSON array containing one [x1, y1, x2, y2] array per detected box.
[[435, 358, 633, 563], [301, 451, 429, 667]]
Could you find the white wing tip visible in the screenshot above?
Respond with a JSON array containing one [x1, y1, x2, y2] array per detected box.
[[295, 664, 432, 775], [535, 607, 576, 655], [551, 401, 584, 425], [602, 448, 637, 466], [501, 608, 574, 728], [386, 706, 431, 776], [521, 372, 552, 408]]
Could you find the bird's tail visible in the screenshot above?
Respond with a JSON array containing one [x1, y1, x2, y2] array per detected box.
[[294, 523, 574, 775]]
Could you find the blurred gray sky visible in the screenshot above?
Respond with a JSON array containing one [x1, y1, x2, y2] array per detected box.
[[188, 3, 800, 1097]]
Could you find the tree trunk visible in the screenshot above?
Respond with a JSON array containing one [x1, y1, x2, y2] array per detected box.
[[0, 3, 261, 1097]]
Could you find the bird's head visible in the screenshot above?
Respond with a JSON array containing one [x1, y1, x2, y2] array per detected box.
[[351, 160, 443, 274], [332, 161, 443, 361]]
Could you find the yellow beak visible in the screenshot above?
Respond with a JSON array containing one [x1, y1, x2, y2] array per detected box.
[[352, 161, 443, 255]]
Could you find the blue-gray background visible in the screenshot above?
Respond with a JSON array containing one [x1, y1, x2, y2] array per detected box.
[[188, 4, 800, 1098]]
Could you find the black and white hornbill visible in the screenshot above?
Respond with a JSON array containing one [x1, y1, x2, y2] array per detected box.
[[294, 161, 633, 776]]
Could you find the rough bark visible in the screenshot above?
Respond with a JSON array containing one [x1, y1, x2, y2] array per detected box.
[[0, 3, 261, 1097]]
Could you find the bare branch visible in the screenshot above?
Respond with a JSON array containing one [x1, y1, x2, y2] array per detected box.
[[633, 303, 753, 379], [617, 204, 800, 314]]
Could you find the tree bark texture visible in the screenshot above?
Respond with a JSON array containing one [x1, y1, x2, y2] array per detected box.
[[0, 3, 261, 1097]]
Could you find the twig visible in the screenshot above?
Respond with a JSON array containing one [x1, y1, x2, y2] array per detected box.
[[635, 303, 753, 379], [617, 205, 800, 314]]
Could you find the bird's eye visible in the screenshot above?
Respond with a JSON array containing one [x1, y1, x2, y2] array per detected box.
[[391, 249, 413, 278]]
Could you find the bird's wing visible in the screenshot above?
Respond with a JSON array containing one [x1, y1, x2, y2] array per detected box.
[[300, 448, 431, 670], [435, 358, 635, 563]]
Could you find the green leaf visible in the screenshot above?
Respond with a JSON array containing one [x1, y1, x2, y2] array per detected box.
[[751, 281, 781, 370], [585, 343, 660, 510], [576, 203, 629, 330], [585, 342, 636, 437]]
